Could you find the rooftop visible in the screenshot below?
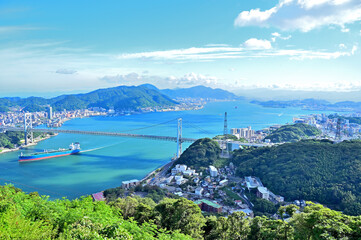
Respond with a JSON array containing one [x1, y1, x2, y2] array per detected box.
[[258, 187, 269, 194], [122, 179, 139, 184], [91, 192, 105, 201], [209, 166, 217, 171], [194, 199, 221, 209]]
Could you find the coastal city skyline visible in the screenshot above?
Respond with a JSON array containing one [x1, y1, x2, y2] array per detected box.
[[1, 0, 361, 97]]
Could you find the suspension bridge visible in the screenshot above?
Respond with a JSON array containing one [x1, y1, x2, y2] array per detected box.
[[0, 113, 268, 158]]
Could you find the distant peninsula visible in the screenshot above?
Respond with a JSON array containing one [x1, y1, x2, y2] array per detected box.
[[251, 99, 361, 112]]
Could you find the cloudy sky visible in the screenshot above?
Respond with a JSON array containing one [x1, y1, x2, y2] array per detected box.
[[0, 0, 361, 97]]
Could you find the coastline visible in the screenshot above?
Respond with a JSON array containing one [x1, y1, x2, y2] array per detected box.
[[0, 133, 57, 155]]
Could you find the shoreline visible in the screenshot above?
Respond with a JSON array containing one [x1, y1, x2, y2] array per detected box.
[[0, 134, 57, 155]]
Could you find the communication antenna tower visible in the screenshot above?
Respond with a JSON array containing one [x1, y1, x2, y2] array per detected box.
[[222, 112, 229, 156], [336, 118, 341, 140], [176, 118, 182, 159]]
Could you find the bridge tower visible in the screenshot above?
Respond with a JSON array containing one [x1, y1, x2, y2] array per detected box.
[[24, 113, 33, 145], [176, 118, 182, 158]]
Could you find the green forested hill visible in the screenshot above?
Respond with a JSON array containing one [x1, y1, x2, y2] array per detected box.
[[265, 123, 321, 143], [233, 140, 361, 215], [176, 138, 221, 169], [0, 85, 177, 112]]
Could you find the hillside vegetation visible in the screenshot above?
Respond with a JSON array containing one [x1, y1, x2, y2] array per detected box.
[[265, 123, 321, 143], [0, 131, 24, 149], [0, 85, 177, 112], [2, 185, 361, 239], [176, 138, 221, 170], [0, 185, 192, 240], [233, 140, 361, 215]]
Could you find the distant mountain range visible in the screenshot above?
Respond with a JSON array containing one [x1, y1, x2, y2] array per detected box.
[[159, 85, 239, 100], [251, 99, 361, 112], [0, 85, 177, 112], [0, 84, 239, 112]]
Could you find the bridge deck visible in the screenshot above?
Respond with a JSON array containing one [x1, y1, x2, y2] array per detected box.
[[1, 127, 269, 147]]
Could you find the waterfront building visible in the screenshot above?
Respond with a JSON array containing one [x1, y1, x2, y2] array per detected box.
[[231, 126, 255, 139], [122, 179, 139, 189]]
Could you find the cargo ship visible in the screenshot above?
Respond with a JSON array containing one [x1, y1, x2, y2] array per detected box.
[[19, 143, 81, 162]]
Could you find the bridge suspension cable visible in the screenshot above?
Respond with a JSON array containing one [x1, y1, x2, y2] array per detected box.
[[120, 118, 179, 133], [182, 120, 213, 135]]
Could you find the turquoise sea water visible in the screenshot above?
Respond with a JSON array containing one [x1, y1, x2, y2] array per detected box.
[[0, 101, 332, 199]]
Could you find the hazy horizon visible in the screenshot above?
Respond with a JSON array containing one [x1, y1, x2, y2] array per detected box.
[[1, 83, 361, 103]]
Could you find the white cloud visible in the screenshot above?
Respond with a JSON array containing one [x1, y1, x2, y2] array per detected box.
[[100, 72, 219, 88], [234, 0, 361, 32], [339, 43, 347, 49], [243, 38, 272, 49], [0, 26, 41, 34], [234, 7, 278, 27], [56, 69, 77, 74], [205, 43, 230, 47], [271, 32, 292, 42], [119, 44, 356, 61], [351, 45, 358, 54]]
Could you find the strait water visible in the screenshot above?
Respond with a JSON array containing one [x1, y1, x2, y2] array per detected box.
[[0, 100, 331, 199]]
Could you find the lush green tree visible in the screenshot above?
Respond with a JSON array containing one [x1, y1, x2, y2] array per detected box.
[[154, 198, 206, 239], [291, 203, 357, 240], [0, 185, 191, 240]]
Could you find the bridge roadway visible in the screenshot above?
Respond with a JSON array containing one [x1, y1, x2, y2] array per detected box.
[[1, 127, 197, 143], [1, 127, 269, 147]]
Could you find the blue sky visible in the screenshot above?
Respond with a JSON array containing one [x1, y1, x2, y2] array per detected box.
[[0, 0, 361, 97]]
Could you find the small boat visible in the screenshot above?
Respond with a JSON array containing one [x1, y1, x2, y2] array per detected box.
[[19, 143, 81, 162]]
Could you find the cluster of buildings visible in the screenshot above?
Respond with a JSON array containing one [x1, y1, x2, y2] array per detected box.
[[293, 113, 361, 140], [141, 162, 257, 216], [230, 126, 279, 143], [0, 111, 45, 127], [0, 107, 108, 128], [244, 176, 284, 204]]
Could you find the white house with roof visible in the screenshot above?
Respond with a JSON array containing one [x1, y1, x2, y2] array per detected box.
[[172, 164, 188, 175], [209, 166, 218, 177], [195, 187, 204, 196], [257, 187, 269, 200]]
